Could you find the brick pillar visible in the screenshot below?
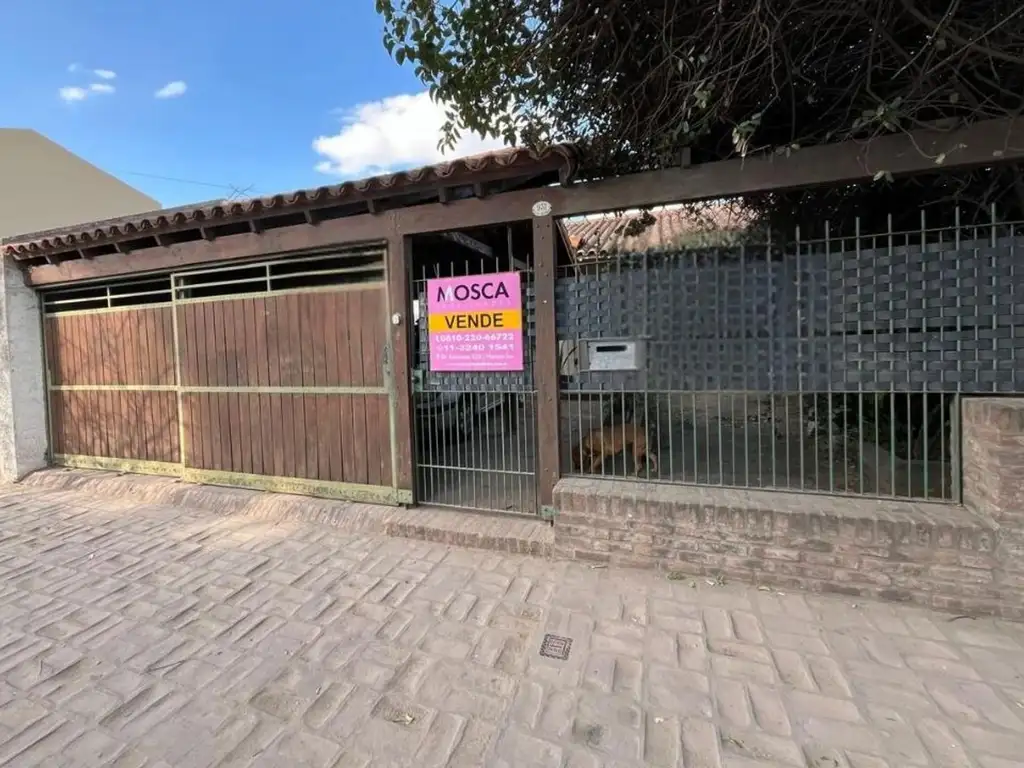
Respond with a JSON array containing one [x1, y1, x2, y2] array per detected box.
[[0, 258, 47, 482], [961, 398, 1024, 592], [962, 398, 1024, 526]]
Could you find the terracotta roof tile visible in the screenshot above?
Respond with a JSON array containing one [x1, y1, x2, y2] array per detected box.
[[561, 206, 748, 258], [5, 144, 577, 259]]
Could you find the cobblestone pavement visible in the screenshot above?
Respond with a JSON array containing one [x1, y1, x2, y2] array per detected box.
[[0, 486, 1022, 767]]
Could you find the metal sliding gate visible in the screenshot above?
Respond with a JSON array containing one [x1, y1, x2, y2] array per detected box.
[[42, 247, 409, 505], [410, 252, 540, 515]]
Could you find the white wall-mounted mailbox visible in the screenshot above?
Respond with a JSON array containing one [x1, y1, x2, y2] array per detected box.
[[583, 339, 646, 372]]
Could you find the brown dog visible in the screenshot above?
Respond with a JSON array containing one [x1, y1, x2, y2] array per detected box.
[[571, 423, 658, 476]]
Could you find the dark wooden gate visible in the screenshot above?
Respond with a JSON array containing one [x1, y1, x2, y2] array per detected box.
[[41, 247, 407, 504], [45, 296, 180, 473]]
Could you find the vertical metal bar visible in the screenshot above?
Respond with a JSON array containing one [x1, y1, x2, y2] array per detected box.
[[794, 226, 803, 490], [692, 247, 703, 484], [854, 221, 865, 495], [887, 214, 896, 497], [905, 225, 913, 498], [740, 243, 750, 487], [951, 393, 962, 502], [669, 249, 679, 482], [921, 209, 929, 499], [955, 207, 964, 501], [825, 221, 835, 492], [768, 226, 778, 489], [533, 215, 560, 511], [1011, 220, 1018, 396], [714, 247, 724, 484]]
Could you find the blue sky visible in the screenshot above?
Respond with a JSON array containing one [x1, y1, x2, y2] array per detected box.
[[0, 0, 504, 208]]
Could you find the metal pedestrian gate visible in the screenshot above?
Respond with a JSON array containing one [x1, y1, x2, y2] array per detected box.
[[409, 255, 539, 515], [41, 247, 409, 505]]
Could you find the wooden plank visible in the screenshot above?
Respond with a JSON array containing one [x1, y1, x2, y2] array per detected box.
[[204, 391, 222, 471], [298, 293, 316, 389], [114, 313, 128, 386], [196, 302, 211, 388], [347, 292, 368, 484], [229, 299, 245, 387], [286, 292, 303, 388], [386, 234, 415, 494], [241, 298, 258, 388], [327, 394, 344, 483], [371, 394, 391, 486], [49, 392, 63, 456], [323, 291, 341, 388], [298, 295, 318, 478], [53, 392, 68, 456], [336, 292, 353, 386], [66, 315, 81, 384], [65, 392, 78, 456], [94, 389, 106, 458], [349, 394, 368, 485], [81, 313, 96, 385], [178, 304, 191, 389], [253, 297, 269, 389], [396, 118, 1024, 230], [243, 300, 264, 476], [165, 391, 181, 463], [311, 294, 328, 389], [325, 292, 347, 481], [287, 394, 303, 479], [259, 392, 274, 478], [230, 303, 247, 474], [360, 289, 383, 387], [161, 304, 176, 386], [213, 302, 229, 388], [25, 215, 389, 286], [360, 290, 383, 487], [316, 394, 331, 482], [339, 393, 355, 483], [303, 393, 319, 480], [138, 309, 152, 387], [533, 215, 560, 508], [266, 296, 281, 388], [347, 292, 365, 388], [126, 391, 139, 460], [187, 393, 201, 469]]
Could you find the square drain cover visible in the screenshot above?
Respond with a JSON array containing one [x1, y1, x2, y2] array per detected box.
[[539, 633, 572, 660]]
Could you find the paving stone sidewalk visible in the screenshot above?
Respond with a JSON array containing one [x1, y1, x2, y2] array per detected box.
[[0, 485, 1021, 767]]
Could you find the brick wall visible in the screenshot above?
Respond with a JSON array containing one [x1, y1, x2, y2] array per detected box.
[[552, 474, 1022, 621]]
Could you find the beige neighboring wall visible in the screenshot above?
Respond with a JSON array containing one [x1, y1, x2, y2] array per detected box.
[[0, 128, 160, 240]]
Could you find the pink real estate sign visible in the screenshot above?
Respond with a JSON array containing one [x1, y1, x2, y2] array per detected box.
[[426, 272, 524, 372]]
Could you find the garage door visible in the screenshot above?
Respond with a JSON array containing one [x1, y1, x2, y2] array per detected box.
[[42, 247, 408, 505]]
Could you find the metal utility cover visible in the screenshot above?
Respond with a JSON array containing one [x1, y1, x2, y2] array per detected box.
[[539, 634, 573, 660]]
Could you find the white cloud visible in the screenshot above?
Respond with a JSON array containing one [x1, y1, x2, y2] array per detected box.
[[67, 63, 79, 73], [93, 69, 117, 80], [89, 83, 115, 94], [312, 91, 506, 177], [154, 81, 187, 99], [58, 86, 88, 103]]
